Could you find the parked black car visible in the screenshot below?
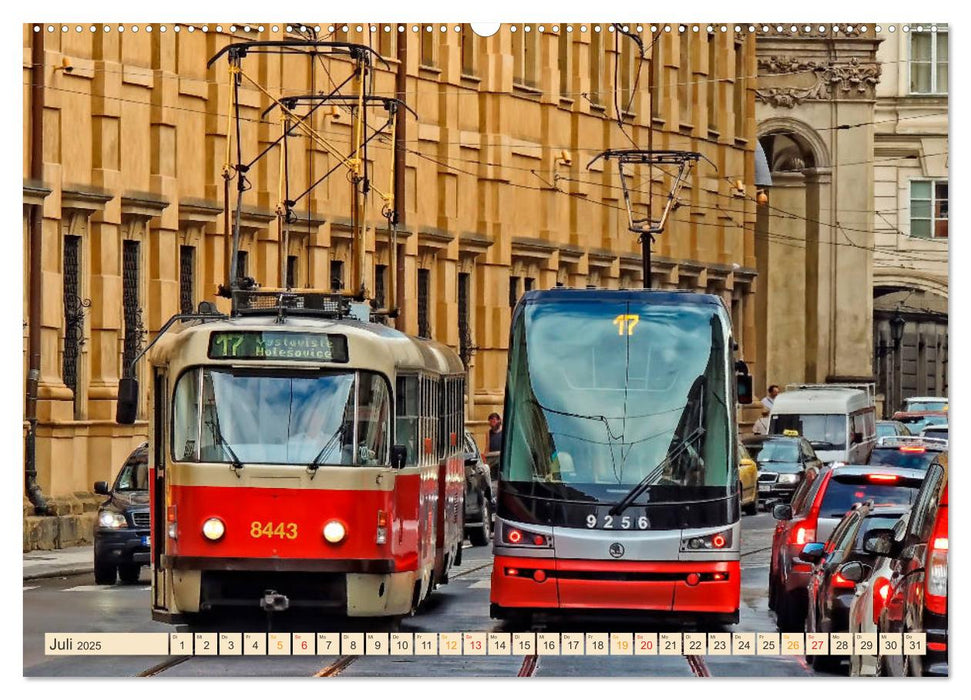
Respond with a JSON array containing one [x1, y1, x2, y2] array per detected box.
[[463, 431, 494, 547], [802, 502, 911, 673], [743, 435, 822, 505], [93, 443, 150, 585]]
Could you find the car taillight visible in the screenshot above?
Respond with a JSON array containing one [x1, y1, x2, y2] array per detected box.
[[867, 474, 899, 483], [832, 572, 855, 589], [900, 446, 926, 454], [790, 521, 816, 546], [925, 508, 948, 615], [873, 576, 891, 625]]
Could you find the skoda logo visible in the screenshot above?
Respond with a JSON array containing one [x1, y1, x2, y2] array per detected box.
[[608, 542, 625, 558]]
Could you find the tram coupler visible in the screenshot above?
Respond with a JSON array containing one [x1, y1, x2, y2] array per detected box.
[[260, 590, 290, 613]]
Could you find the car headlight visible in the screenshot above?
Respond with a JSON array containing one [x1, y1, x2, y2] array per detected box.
[[778, 473, 800, 484], [323, 520, 346, 544], [202, 517, 225, 541], [98, 510, 127, 529]]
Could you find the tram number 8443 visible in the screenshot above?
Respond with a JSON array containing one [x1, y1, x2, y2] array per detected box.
[[586, 514, 650, 529]]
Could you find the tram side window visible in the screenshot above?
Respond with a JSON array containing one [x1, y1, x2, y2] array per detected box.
[[357, 373, 391, 466], [172, 369, 201, 461], [396, 375, 419, 466]]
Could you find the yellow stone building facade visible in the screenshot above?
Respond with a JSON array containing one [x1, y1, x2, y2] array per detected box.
[[22, 23, 758, 525]]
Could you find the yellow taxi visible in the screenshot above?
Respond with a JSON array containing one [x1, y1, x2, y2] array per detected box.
[[738, 441, 759, 515]]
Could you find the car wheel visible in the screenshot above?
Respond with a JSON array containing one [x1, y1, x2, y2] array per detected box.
[[94, 562, 117, 585], [118, 564, 142, 584], [469, 495, 492, 547], [777, 592, 805, 632], [811, 651, 842, 674], [768, 576, 778, 611]]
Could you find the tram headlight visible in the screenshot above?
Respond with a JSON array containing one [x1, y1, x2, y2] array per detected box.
[[500, 522, 552, 548], [98, 510, 126, 529], [323, 520, 346, 544], [202, 517, 225, 541], [681, 529, 733, 551]]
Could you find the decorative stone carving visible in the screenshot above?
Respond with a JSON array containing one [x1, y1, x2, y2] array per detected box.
[[756, 56, 881, 107]]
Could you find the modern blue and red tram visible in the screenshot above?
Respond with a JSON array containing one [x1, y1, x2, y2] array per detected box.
[[118, 291, 466, 622], [490, 288, 748, 625]]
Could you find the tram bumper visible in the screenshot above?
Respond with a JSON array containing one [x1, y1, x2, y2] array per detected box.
[[156, 556, 417, 618], [491, 556, 740, 616]]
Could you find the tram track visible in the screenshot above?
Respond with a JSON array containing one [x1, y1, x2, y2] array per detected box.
[[517, 654, 539, 677], [136, 656, 192, 677], [314, 655, 358, 677], [685, 654, 711, 677]]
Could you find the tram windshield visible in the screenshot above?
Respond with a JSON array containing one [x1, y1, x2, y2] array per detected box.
[[503, 298, 734, 504], [172, 368, 390, 466]]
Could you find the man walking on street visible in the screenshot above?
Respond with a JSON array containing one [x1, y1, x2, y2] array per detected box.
[[486, 412, 503, 454], [762, 384, 780, 411]]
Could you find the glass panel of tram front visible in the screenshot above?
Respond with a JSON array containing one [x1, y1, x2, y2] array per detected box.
[[491, 298, 740, 619]]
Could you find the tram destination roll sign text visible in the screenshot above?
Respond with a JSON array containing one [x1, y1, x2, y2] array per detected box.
[[208, 331, 349, 362]]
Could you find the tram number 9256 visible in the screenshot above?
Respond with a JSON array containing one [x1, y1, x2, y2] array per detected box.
[[586, 514, 650, 530]]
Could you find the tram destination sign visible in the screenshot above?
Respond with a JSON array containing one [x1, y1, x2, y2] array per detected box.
[[208, 331, 349, 363]]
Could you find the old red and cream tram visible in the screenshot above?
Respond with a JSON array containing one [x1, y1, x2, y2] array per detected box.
[[490, 289, 750, 626], [118, 291, 465, 622]]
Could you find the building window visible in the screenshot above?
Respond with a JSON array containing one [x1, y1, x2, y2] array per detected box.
[[589, 29, 603, 106], [524, 276, 535, 292], [331, 259, 344, 292], [707, 33, 718, 132], [417, 268, 431, 338], [375, 264, 387, 307], [179, 245, 195, 314], [122, 240, 143, 379], [377, 28, 396, 59], [235, 250, 248, 281], [62, 234, 83, 404], [910, 180, 948, 238], [618, 30, 636, 111], [509, 275, 521, 308], [910, 26, 948, 94], [733, 40, 745, 138], [650, 35, 663, 119], [679, 30, 691, 123], [420, 26, 435, 67], [460, 26, 475, 75], [558, 28, 570, 96], [286, 255, 298, 289], [513, 24, 538, 87], [458, 272, 471, 366]]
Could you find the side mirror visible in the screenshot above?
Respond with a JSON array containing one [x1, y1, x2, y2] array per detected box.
[[837, 560, 870, 584], [772, 503, 793, 521], [93, 481, 110, 496], [736, 373, 753, 405], [390, 444, 407, 469], [863, 528, 896, 557], [116, 377, 139, 425], [800, 542, 826, 563]]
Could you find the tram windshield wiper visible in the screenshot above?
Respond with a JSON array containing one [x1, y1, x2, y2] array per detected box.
[[209, 421, 245, 476], [608, 426, 706, 516], [307, 424, 347, 475]]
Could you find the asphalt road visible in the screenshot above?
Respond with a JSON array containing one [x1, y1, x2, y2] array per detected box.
[[24, 511, 822, 677]]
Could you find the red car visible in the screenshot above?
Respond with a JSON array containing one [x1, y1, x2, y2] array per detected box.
[[769, 464, 925, 631], [874, 455, 948, 676]]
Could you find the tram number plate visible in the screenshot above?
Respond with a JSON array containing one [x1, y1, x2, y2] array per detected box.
[[585, 514, 651, 530]]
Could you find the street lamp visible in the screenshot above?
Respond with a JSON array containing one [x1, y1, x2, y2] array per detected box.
[[876, 309, 906, 359]]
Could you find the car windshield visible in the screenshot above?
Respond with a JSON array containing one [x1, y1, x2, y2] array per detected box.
[[769, 414, 845, 451], [897, 415, 944, 433], [868, 447, 939, 470], [503, 298, 733, 503], [173, 368, 390, 466], [819, 479, 919, 518], [876, 423, 906, 438], [115, 453, 149, 491], [753, 440, 799, 463], [905, 400, 947, 412], [922, 427, 948, 440]]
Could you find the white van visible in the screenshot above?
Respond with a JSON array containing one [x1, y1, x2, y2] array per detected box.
[[767, 384, 876, 464]]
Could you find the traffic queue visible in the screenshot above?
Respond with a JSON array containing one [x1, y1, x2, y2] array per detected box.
[[756, 386, 948, 677]]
